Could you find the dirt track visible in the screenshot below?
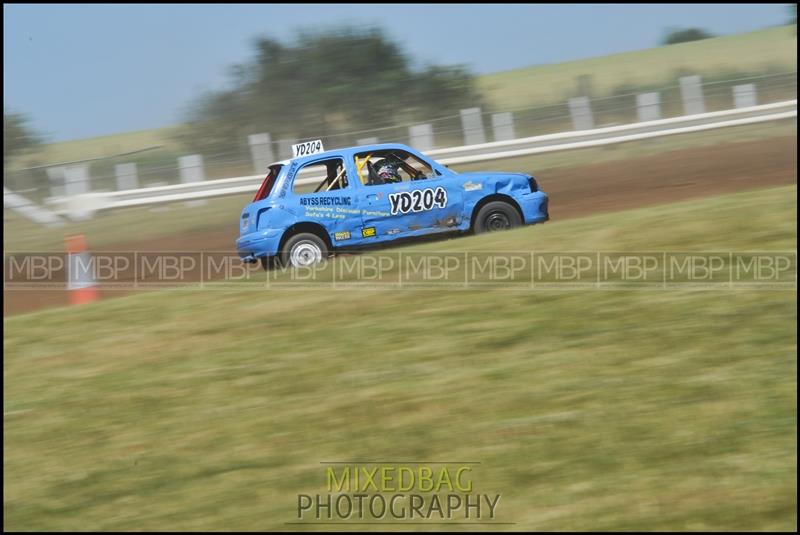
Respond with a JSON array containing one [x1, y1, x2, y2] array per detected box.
[[4, 136, 796, 316], [543, 135, 796, 220]]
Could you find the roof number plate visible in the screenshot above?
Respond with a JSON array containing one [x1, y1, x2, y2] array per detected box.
[[292, 140, 324, 158]]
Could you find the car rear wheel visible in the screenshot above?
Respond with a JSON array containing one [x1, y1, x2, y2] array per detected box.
[[474, 201, 522, 234], [280, 233, 328, 268]]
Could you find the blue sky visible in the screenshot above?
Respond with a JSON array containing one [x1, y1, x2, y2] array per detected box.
[[3, 3, 791, 141]]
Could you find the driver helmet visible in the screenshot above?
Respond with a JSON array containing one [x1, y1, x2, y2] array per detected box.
[[375, 158, 402, 183]]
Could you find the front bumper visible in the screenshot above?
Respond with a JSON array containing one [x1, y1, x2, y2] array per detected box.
[[236, 229, 283, 262], [518, 191, 549, 224]]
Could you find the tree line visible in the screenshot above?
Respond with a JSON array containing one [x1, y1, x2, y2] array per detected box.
[[172, 27, 483, 156]]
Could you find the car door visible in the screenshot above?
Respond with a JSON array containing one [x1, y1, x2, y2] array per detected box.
[[285, 156, 362, 245], [357, 151, 463, 241]]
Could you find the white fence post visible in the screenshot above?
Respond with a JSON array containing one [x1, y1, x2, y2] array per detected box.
[[46, 166, 66, 198], [636, 92, 661, 122], [491, 112, 516, 141], [248, 133, 275, 174], [48, 163, 94, 220], [733, 84, 757, 108], [408, 124, 434, 151], [568, 97, 594, 130], [179, 154, 206, 207], [680, 75, 705, 115], [46, 164, 90, 199], [64, 164, 91, 197], [115, 163, 138, 191], [460, 107, 486, 145], [179, 155, 205, 183]]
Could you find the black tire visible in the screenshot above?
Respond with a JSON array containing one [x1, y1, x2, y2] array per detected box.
[[279, 233, 329, 268], [474, 201, 522, 234]]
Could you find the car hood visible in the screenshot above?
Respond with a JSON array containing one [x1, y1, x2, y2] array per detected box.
[[456, 171, 531, 181], [450, 171, 536, 196]]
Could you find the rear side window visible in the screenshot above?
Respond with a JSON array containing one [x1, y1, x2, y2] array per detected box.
[[292, 158, 349, 195], [253, 165, 283, 201]]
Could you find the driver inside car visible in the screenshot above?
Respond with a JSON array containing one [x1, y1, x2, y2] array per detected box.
[[374, 158, 403, 184]]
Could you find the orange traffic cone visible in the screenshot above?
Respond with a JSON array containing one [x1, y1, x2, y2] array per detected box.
[[65, 234, 99, 305]]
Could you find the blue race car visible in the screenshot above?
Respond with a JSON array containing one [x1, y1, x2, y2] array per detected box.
[[237, 141, 549, 268]]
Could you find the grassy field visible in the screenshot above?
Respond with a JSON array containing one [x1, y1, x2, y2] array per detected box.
[[7, 26, 795, 171], [4, 120, 796, 252], [4, 185, 797, 531]]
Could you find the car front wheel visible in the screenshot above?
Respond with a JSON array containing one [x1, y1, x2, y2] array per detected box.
[[474, 201, 522, 234], [280, 233, 328, 268]]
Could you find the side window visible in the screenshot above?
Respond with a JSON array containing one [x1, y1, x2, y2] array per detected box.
[[292, 158, 349, 195], [355, 150, 435, 186], [399, 152, 435, 181]]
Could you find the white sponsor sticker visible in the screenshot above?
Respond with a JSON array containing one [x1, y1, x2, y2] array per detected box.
[[463, 181, 483, 192], [292, 140, 324, 158]]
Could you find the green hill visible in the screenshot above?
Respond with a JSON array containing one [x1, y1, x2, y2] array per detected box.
[[479, 25, 797, 110]]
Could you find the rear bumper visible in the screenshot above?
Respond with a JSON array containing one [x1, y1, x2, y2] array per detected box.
[[236, 229, 282, 262]]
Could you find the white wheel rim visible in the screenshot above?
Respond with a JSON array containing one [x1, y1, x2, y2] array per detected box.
[[290, 241, 322, 267]]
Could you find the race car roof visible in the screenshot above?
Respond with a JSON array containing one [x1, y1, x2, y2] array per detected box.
[[267, 142, 420, 169]]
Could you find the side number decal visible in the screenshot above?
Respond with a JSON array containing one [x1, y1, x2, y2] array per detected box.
[[388, 187, 447, 215]]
